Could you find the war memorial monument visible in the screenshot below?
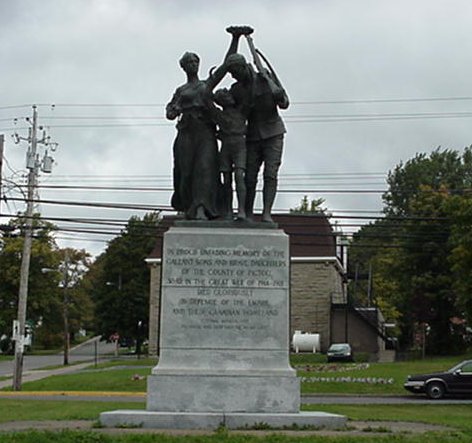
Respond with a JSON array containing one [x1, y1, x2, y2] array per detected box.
[[100, 26, 346, 430]]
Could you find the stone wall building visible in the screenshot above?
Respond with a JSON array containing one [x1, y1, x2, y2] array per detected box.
[[146, 214, 347, 356]]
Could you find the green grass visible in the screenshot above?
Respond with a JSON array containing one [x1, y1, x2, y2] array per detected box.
[[299, 354, 472, 395], [303, 404, 472, 432], [88, 358, 157, 370], [290, 353, 327, 365], [0, 399, 144, 423], [0, 400, 471, 442], [1, 432, 471, 443], [1, 368, 150, 392]]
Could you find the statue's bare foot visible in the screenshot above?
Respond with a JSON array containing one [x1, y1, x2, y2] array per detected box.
[[262, 212, 274, 223], [195, 206, 208, 220], [235, 210, 246, 221]]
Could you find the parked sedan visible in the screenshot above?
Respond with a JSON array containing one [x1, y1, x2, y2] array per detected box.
[[327, 343, 353, 362], [404, 360, 472, 399]]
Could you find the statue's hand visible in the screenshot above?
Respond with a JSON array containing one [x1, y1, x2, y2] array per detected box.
[[166, 105, 181, 120], [226, 25, 254, 36]]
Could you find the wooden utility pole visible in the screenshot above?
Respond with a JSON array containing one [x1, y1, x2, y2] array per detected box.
[[12, 106, 56, 390], [12, 107, 38, 391], [62, 250, 71, 366]]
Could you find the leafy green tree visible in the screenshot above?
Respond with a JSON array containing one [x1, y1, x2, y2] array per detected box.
[[446, 193, 472, 328], [352, 148, 472, 354], [0, 216, 94, 351], [348, 220, 401, 333], [85, 212, 160, 348], [36, 247, 94, 350], [0, 217, 61, 349], [383, 147, 472, 216], [392, 186, 459, 353], [290, 195, 326, 214], [350, 147, 472, 353]]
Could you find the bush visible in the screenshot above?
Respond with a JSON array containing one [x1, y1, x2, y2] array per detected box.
[[0, 337, 13, 354]]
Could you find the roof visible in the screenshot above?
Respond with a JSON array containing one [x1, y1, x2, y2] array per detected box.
[[148, 213, 337, 260]]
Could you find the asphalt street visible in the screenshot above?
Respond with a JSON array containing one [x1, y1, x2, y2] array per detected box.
[[0, 336, 115, 377], [0, 391, 471, 405]]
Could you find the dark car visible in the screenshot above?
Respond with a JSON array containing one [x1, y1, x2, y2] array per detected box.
[[404, 360, 472, 399], [327, 343, 353, 362]]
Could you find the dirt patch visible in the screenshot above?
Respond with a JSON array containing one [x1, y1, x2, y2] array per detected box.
[[0, 419, 452, 436]]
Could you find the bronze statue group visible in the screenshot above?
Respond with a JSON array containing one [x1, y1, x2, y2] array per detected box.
[[166, 26, 289, 223]]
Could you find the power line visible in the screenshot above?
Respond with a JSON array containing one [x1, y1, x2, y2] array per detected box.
[[2, 95, 472, 109], [5, 196, 170, 212]]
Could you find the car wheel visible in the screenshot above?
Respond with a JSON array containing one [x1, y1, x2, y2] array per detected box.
[[426, 382, 445, 399]]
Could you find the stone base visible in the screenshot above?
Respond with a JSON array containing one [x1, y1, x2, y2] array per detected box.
[[147, 374, 300, 413], [99, 410, 347, 430]]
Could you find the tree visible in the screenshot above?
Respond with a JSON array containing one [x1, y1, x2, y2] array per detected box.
[[0, 216, 93, 351], [38, 247, 93, 362], [383, 147, 472, 216], [348, 220, 401, 333], [290, 195, 326, 214], [351, 147, 472, 354], [85, 212, 160, 351], [445, 193, 472, 331]]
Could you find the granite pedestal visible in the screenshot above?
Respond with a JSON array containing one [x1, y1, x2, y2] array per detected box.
[[100, 226, 346, 430]]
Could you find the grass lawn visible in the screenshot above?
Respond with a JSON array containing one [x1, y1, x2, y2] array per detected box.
[[303, 403, 472, 432], [0, 399, 144, 423], [1, 431, 471, 443], [89, 358, 157, 370], [297, 353, 472, 395], [2, 353, 470, 395], [0, 400, 471, 442], [2, 368, 150, 392]]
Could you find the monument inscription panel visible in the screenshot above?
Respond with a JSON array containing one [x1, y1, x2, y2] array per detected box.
[[161, 241, 288, 348]]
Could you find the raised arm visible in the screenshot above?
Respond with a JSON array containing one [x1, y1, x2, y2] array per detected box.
[[206, 26, 254, 92], [225, 26, 253, 60]]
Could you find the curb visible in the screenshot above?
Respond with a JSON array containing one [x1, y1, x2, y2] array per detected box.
[[0, 390, 145, 398]]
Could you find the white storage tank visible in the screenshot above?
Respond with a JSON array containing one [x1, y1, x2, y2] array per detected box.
[[292, 330, 320, 353]]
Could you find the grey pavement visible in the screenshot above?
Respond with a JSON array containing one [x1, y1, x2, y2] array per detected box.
[[302, 394, 472, 405], [0, 336, 116, 387], [1, 388, 472, 404]]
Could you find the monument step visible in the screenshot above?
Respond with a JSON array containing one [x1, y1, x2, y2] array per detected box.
[[100, 410, 347, 430]]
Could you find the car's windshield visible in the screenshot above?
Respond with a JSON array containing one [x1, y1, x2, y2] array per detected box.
[[448, 361, 472, 373], [329, 344, 349, 351]]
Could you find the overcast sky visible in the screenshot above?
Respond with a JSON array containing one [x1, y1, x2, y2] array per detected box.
[[1, 0, 472, 257]]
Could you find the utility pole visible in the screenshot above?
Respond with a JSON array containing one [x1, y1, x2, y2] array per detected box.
[[367, 262, 373, 307], [62, 250, 71, 366], [12, 105, 56, 390]]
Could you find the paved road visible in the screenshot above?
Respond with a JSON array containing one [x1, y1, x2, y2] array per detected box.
[[302, 394, 472, 405], [1, 390, 471, 404], [0, 336, 115, 377]]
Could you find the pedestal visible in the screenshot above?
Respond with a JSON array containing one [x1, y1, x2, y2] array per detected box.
[[100, 226, 346, 430]]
